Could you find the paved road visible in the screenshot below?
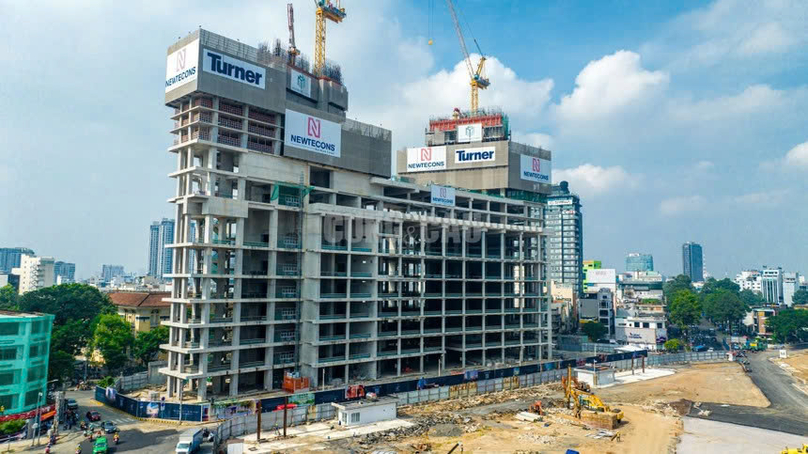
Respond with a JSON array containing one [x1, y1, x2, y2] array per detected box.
[[689, 350, 808, 436], [42, 390, 214, 454]]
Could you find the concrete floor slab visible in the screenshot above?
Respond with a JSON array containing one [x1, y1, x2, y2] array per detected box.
[[595, 368, 675, 388], [678, 417, 806, 454], [242, 418, 414, 452]]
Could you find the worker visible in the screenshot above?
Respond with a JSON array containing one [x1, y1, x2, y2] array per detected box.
[[113, 433, 120, 444], [75, 445, 82, 454]]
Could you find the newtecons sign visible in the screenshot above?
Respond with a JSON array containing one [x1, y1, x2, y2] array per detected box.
[[284, 109, 342, 158], [406, 146, 446, 172], [165, 40, 199, 93], [430, 185, 456, 207], [519, 154, 552, 184], [202, 48, 266, 89]]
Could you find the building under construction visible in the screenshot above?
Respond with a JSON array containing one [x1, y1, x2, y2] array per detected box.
[[160, 24, 552, 400]]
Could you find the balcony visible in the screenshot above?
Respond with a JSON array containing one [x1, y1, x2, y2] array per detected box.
[[208, 362, 232, 372], [217, 135, 241, 147], [277, 235, 300, 249], [320, 355, 346, 363], [322, 242, 348, 251], [321, 292, 347, 299], [349, 353, 371, 360], [280, 195, 301, 207], [274, 353, 295, 365], [247, 140, 273, 153], [239, 360, 265, 369], [275, 309, 297, 320], [193, 98, 213, 108], [220, 103, 243, 116], [218, 117, 243, 130], [277, 264, 299, 276], [244, 241, 270, 248], [240, 338, 267, 345], [276, 288, 299, 299], [248, 110, 275, 124], [248, 124, 274, 137]]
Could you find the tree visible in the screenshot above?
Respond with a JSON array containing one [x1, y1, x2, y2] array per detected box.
[[0, 420, 26, 435], [703, 289, 746, 331], [739, 289, 765, 308], [668, 290, 702, 337], [664, 339, 682, 352], [792, 289, 808, 306], [700, 277, 740, 295], [51, 320, 88, 356], [0, 285, 19, 311], [97, 376, 116, 388], [581, 321, 608, 342], [48, 350, 76, 382], [133, 326, 169, 365], [664, 275, 693, 302], [766, 310, 808, 343], [92, 314, 134, 374], [19, 283, 114, 326]]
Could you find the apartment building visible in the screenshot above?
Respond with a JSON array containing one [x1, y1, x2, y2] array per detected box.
[[13, 255, 55, 294], [160, 29, 550, 400], [0, 311, 54, 415]]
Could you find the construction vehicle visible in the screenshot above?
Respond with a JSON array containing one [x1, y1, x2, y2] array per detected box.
[[781, 445, 808, 454], [313, 0, 346, 76], [561, 371, 591, 394], [444, 0, 490, 114], [563, 366, 623, 429]]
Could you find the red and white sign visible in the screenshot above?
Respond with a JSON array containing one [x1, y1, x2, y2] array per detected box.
[[406, 146, 446, 172], [165, 40, 199, 93], [519, 154, 552, 183], [284, 109, 341, 158]]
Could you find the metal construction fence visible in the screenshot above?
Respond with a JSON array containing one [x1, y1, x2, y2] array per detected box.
[[214, 404, 337, 442]]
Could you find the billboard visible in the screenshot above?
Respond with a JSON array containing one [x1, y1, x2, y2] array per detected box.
[[202, 48, 266, 89], [453, 147, 496, 165], [406, 146, 446, 172], [548, 198, 573, 206], [289, 68, 311, 98], [431, 185, 456, 207], [456, 123, 482, 143], [519, 155, 552, 184], [165, 40, 199, 93], [284, 109, 341, 158], [587, 269, 616, 284]]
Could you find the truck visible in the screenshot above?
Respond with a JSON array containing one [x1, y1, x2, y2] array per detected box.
[[692, 345, 707, 352], [175, 428, 204, 454]]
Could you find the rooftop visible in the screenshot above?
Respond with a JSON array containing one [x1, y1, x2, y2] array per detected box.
[[109, 291, 171, 308], [332, 396, 398, 410], [0, 310, 51, 319]]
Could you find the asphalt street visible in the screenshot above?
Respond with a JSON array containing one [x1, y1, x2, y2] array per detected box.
[[41, 390, 214, 454], [689, 349, 808, 436]]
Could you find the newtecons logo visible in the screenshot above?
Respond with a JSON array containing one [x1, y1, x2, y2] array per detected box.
[[284, 109, 341, 158], [454, 147, 495, 164], [430, 185, 456, 207], [406, 146, 447, 172], [519, 154, 552, 183], [165, 40, 199, 93], [202, 49, 266, 89]]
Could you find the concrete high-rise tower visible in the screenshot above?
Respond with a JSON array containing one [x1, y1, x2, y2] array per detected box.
[[682, 242, 703, 283]]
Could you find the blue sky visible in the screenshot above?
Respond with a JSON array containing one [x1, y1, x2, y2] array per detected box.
[[1, 0, 806, 279]]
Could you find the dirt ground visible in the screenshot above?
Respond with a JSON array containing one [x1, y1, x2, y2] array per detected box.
[[392, 405, 682, 454], [782, 350, 808, 382], [598, 362, 770, 408]]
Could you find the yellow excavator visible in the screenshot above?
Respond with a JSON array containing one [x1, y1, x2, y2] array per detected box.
[[781, 445, 808, 454], [563, 366, 624, 429]]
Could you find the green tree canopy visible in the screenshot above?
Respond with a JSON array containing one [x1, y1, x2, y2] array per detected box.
[[766, 310, 808, 343], [703, 289, 747, 330], [92, 314, 134, 374], [581, 321, 608, 342], [664, 338, 682, 352], [664, 275, 693, 302], [0, 285, 19, 311], [739, 289, 765, 308], [668, 289, 702, 335], [19, 283, 114, 326], [700, 277, 740, 295], [48, 350, 76, 382], [133, 326, 169, 365], [792, 289, 808, 306]]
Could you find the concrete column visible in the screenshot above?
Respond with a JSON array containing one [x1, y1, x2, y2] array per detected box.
[[229, 374, 239, 397]]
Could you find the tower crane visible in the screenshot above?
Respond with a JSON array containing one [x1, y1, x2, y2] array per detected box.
[[287, 3, 300, 64], [313, 0, 346, 76], [445, 0, 489, 114]]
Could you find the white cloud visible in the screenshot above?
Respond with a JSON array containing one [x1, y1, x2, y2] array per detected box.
[[784, 141, 808, 169], [659, 195, 707, 216], [694, 160, 714, 171], [514, 132, 554, 149], [732, 189, 790, 206], [554, 51, 669, 123], [552, 164, 637, 198]]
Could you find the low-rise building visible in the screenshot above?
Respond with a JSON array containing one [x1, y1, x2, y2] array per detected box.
[[742, 307, 776, 337], [109, 292, 171, 334], [735, 270, 761, 293], [0, 311, 55, 415], [614, 306, 667, 350], [579, 288, 614, 338], [549, 282, 577, 347], [617, 272, 663, 305]]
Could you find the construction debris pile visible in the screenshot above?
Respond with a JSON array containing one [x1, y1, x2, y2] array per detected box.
[[400, 383, 561, 416]]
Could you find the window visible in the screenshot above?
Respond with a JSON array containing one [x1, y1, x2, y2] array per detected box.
[[27, 365, 45, 383], [0, 347, 17, 361], [29, 343, 46, 358], [24, 389, 41, 407], [0, 371, 16, 386], [642, 322, 650, 328], [350, 412, 360, 423], [0, 394, 16, 410], [0, 323, 18, 336]]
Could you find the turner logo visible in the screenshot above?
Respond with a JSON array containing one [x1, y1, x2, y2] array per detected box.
[[284, 109, 341, 158], [307, 118, 321, 138], [202, 49, 266, 89], [454, 147, 495, 164], [406, 146, 446, 172]]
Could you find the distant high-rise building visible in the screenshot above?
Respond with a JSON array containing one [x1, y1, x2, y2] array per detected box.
[[53, 261, 76, 283], [783, 272, 800, 306], [625, 253, 653, 272], [761, 267, 784, 305], [544, 181, 583, 294], [101, 265, 125, 283], [682, 242, 704, 282], [148, 218, 175, 280], [15, 255, 55, 294], [0, 247, 35, 273], [735, 270, 761, 292]]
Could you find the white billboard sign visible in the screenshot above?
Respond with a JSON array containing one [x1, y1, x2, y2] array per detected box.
[[406, 146, 447, 172], [587, 269, 616, 284], [284, 109, 341, 158], [453, 147, 496, 165], [548, 198, 573, 206], [519, 155, 552, 184], [289, 68, 311, 98], [431, 185, 456, 207], [456, 123, 483, 143], [165, 40, 199, 93], [202, 49, 266, 89]]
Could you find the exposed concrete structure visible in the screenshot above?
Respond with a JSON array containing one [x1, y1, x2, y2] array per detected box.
[[160, 29, 551, 401]]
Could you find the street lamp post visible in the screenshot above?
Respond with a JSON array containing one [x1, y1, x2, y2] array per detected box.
[[31, 391, 43, 446]]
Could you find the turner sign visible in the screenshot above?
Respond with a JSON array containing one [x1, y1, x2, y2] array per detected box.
[[519, 155, 552, 184], [454, 147, 495, 164], [165, 40, 199, 93], [284, 109, 341, 158], [202, 49, 266, 89], [406, 146, 446, 172]]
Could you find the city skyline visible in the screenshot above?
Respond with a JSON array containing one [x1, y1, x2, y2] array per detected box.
[[1, 0, 807, 278]]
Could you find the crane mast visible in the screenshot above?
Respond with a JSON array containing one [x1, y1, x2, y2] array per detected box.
[[445, 0, 489, 114], [287, 3, 300, 64], [313, 0, 346, 77]]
